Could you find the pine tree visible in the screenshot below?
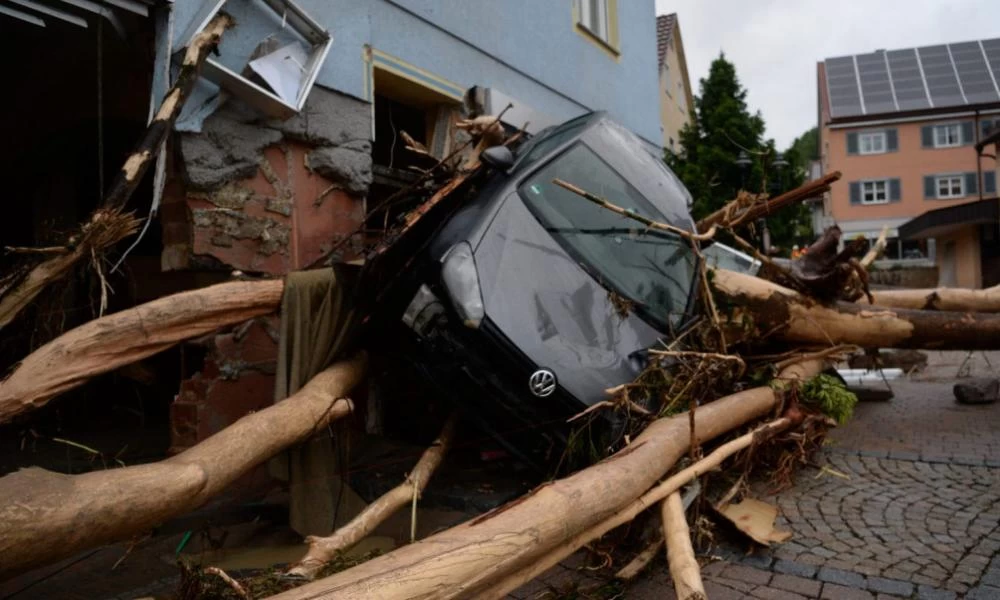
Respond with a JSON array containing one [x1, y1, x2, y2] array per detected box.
[[667, 54, 812, 251]]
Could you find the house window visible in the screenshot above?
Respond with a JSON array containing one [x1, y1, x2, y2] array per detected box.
[[861, 180, 889, 205], [577, 0, 611, 43], [934, 124, 961, 148], [936, 175, 964, 199], [859, 132, 886, 155]]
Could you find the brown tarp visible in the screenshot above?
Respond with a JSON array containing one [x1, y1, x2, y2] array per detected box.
[[269, 267, 361, 536]]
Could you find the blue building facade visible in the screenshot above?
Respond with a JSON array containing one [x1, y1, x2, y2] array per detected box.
[[170, 0, 661, 148]]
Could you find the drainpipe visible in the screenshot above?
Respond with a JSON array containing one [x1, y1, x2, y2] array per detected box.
[[976, 109, 984, 201]]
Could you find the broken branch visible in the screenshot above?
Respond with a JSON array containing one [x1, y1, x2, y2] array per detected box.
[[0, 355, 365, 580], [286, 413, 459, 580], [696, 171, 841, 233], [263, 362, 818, 600], [553, 179, 717, 242], [0, 279, 284, 424], [662, 492, 706, 600], [0, 13, 234, 331]]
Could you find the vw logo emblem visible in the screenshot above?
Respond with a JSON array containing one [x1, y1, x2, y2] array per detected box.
[[529, 369, 557, 398]]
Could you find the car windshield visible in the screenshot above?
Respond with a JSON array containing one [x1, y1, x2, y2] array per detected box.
[[518, 143, 697, 329]]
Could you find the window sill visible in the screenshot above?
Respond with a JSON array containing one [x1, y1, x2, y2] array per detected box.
[[575, 24, 620, 59]]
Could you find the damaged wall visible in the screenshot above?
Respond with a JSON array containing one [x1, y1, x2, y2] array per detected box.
[[164, 86, 372, 450], [163, 85, 371, 274]]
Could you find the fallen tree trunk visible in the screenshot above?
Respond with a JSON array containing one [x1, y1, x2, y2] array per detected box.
[[265, 363, 819, 600], [477, 416, 795, 600], [662, 492, 706, 600], [713, 268, 1000, 350], [0, 279, 284, 424], [871, 285, 1000, 312], [0, 14, 233, 331], [287, 414, 458, 580], [0, 354, 365, 581], [696, 171, 841, 233]]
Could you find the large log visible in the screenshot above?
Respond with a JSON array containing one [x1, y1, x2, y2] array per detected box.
[[0, 14, 233, 331], [871, 285, 1000, 312], [479, 416, 795, 600], [0, 279, 284, 424], [713, 268, 1000, 349], [0, 354, 365, 581], [265, 362, 821, 600]]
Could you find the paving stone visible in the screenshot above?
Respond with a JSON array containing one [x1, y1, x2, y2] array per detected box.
[[965, 585, 1000, 599], [771, 573, 823, 597], [915, 583, 957, 599], [866, 576, 913, 596], [820, 583, 874, 599], [750, 588, 808, 600], [740, 553, 775, 569], [702, 581, 746, 600], [772, 559, 817, 579], [721, 564, 772, 586], [817, 566, 866, 588]]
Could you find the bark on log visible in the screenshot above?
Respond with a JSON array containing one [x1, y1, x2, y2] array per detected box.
[[264, 363, 820, 600], [287, 414, 459, 580], [0, 354, 365, 581], [0, 279, 284, 424], [696, 171, 841, 233], [0, 14, 233, 331], [662, 493, 706, 600], [477, 416, 794, 600], [712, 268, 1000, 350], [870, 285, 1000, 312]]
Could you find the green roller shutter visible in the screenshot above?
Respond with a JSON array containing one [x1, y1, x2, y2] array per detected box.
[[986, 171, 997, 195], [921, 125, 934, 148], [849, 182, 861, 204], [961, 121, 975, 145], [965, 172, 979, 195], [847, 132, 859, 155], [889, 178, 901, 202], [886, 129, 898, 152], [924, 175, 937, 198]]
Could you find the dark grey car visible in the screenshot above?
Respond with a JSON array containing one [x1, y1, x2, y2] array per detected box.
[[392, 111, 699, 461]]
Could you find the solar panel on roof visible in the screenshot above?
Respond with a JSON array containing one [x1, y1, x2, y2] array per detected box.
[[950, 41, 1000, 104], [886, 49, 931, 111], [918, 45, 965, 107], [983, 39, 1000, 92], [826, 56, 864, 118], [856, 52, 896, 114], [825, 37, 1000, 119]]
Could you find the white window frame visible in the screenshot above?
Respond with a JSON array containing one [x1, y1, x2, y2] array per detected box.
[[933, 123, 962, 148], [935, 175, 964, 199], [861, 180, 889, 205], [858, 131, 887, 155], [577, 0, 610, 44]]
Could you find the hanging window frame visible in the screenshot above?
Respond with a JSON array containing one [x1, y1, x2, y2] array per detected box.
[[177, 0, 333, 119]]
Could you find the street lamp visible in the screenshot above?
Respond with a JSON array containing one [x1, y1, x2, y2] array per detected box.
[[735, 150, 751, 188]]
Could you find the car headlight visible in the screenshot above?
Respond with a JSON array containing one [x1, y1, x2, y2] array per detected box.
[[441, 242, 484, 328]]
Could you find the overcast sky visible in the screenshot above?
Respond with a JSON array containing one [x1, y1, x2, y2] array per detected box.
[[655, 0, 1000, 148]]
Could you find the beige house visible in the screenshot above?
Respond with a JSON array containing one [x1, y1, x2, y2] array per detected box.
[[656, 13, 694, 153]]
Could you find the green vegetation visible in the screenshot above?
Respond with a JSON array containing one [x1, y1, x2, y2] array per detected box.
[[801, 373, 859, 425]]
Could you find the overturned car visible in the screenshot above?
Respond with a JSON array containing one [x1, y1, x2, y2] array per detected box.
[[381, 112, 702, 464]]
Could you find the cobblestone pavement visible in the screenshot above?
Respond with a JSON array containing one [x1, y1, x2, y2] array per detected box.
[[512, 352, 1000, 599]]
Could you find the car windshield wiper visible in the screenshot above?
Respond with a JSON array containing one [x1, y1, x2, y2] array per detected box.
[[545, 226, 675, 240]]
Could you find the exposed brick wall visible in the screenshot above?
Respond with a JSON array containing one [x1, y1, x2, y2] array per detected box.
[[165, 87, 371, 451]]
